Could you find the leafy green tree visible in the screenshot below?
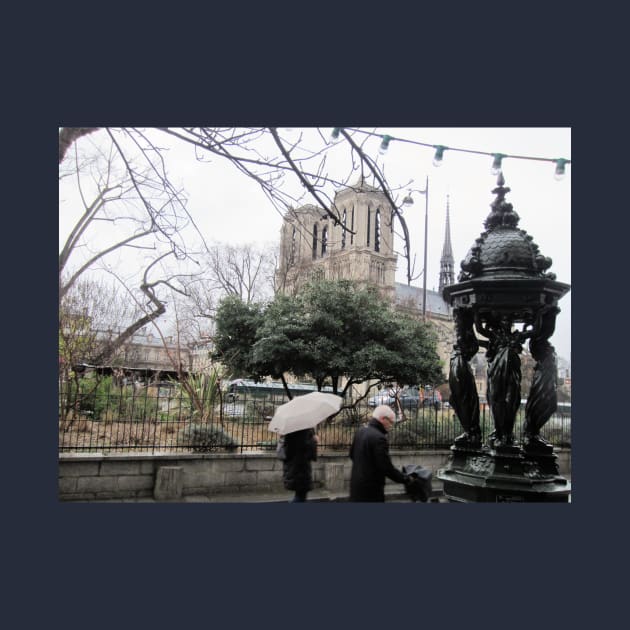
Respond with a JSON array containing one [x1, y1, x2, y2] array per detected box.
[[291, 280, 443, 396], [213, 280, 444, 400], [212, 296, 265, 378], [250, 292, 320, 396]]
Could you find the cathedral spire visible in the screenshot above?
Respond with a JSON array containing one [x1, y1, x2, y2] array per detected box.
[[439, 195, 455, 293]]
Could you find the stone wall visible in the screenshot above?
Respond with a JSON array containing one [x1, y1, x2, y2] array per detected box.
[[58, 449, 571, 502]]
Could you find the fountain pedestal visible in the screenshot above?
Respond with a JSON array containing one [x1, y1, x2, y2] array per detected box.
[[438, 444, 570, 502]]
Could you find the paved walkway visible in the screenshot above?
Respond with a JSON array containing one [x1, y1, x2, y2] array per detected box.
[[82, 477, 570, 504], [88, 484, 443, 503]]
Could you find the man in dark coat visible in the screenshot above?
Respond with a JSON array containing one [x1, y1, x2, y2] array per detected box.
[[282, 428, 318, 502], [349, 405, 409, 502]]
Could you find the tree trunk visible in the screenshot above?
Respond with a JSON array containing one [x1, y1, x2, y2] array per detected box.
[[59, 127, 100, 163]]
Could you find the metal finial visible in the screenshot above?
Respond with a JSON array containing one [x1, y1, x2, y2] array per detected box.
[[485, 175, 519, 231]]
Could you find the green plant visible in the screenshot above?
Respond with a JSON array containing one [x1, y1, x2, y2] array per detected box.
[[174, 369, 223, 424], [390, 423, 425, 448], [122, 393, 160, 423], [242, 400, 275, 423], [177, 423, 238, 452]]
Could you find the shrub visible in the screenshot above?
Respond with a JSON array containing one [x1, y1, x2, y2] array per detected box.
[[390, 423, 425, 448], [178, 423, 239, 452], [123, 394, 160, 423], [242, 400, 275, 423]]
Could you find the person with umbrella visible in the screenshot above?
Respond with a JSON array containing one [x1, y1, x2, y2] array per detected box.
[[282, 428, 318, 502], [349, 405, 409, 502], [268, 392, 343, 503]]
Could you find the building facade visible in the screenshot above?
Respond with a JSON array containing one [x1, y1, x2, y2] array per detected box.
[[275, 178, 467, 387], [276, 180, 397, 302]]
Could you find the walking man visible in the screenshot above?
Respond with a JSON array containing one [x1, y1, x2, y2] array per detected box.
[[349, 405, 409, 502]]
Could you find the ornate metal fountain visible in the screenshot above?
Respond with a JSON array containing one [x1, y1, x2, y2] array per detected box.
[[438, 173, 571, 502]]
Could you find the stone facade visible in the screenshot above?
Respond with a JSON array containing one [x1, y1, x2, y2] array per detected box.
[[276, 183, 397, 302]]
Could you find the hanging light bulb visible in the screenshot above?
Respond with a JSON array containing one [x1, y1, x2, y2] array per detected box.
[[554, 158, 568, 180], [378, 135, 392, 155], [432, 145, 446, 167], [329, 127, 342, 143], [491, 153, 505, 176]]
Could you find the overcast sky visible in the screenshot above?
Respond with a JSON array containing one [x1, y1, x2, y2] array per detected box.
[[158, 127, 571, 362], [59, 127, 571, 363]]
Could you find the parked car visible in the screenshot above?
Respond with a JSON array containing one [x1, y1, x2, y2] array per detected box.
[[397, 387, 421, 409], [368, 386, 422, 409], [367, 388, 395, 407], [368, 385, 443, 410]]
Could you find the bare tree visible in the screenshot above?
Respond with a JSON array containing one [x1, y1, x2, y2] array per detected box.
[[150, 127, 414, 282], [59, 276, 143, 370], [59, 127, 417, 364], [59, 129, 199, 364], [159, 242, 276, 353], [201, 242, 275, 303]]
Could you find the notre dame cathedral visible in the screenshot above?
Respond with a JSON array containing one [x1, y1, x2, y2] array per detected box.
[[275, 177, 489, 394]]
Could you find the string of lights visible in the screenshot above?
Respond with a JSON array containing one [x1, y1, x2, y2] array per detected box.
[[328, 127, 571, 180]]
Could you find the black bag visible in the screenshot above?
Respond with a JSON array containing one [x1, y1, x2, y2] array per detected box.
[[402, 464, 433, 502], [276, 436, 286, 460]]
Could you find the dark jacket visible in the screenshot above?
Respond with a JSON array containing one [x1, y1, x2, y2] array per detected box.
[[349, 419, 406, 502], [282, 428, 318, 493]]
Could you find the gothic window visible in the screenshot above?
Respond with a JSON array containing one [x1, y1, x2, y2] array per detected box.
[[290, 226, 296, 265], [367, 208, 371, 246], [321, 226, 328, 256], [312, 224, 318, 259], [350, 206, 355, 245], [341, 208, 347, 249], [375, 208, 381, 252]]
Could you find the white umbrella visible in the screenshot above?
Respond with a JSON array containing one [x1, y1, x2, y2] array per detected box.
[[268, 392, 343, 435]]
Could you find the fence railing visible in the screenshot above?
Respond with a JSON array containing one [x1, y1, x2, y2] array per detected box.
[[58, 379, 572, 454]]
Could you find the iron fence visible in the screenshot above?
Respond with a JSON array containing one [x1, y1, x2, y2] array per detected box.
[[58, 378, 572, 454]]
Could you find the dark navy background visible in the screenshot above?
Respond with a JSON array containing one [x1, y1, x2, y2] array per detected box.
[[6, 4, 620, 629]]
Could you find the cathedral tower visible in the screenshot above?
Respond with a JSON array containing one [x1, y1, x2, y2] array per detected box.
[[277, 177, 397, 299]]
